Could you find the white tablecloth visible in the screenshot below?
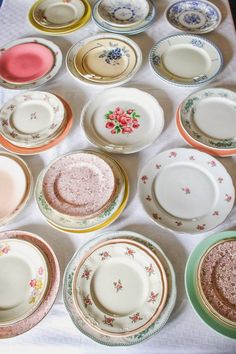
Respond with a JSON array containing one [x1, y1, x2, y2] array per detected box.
[[0, 0, 236, 353]]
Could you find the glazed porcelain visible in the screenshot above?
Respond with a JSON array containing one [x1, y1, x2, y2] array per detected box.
[[81, 88, 164, 154], [0, 230, 60, 339], [185, 231, 236, 339], [0, 37, 62, 90], [166, 0, 221, 34], [66, 33, 142, 87], [63, 230, 177, 345], [138, 148, 235, 234], [0, 92, 65, 147], [149, 34, 223, 87]]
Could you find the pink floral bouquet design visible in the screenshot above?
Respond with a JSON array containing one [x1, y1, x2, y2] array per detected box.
[[104, 107, 140, 135]]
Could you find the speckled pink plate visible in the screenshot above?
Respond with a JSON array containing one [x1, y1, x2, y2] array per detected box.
[[42, 151, 116, 218], [198, 239, 236, 326]]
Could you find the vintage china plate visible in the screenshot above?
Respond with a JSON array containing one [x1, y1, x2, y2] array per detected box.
[[0, 239, 48, 325], [81, 87, 164, 154], [0, 95, 73, 155], [33, 0, 85, 28], [165, 0, 221, 34], [64, 230, 177, 345], [0, 230, 60, 338], [73, 238, 168, 336], [42, 152, 116, 218], [197, 239, 236, 327], [185, 231, 236, 339], [149, 34, 223, 87], [138, 148, 235, 234], [0, 152, 33, 226], [66, 33, 142, 87], [0, 37, 62, 89], [97, 0, 149, 27], [92, 0, 156, 35], [0, 92, 65, 147]]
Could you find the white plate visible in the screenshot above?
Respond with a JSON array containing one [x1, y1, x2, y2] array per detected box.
[[138, 148, 235, 234], [81, 87, 164, 154], [0, 238, 48, 324], [149, 34, 223, 87]]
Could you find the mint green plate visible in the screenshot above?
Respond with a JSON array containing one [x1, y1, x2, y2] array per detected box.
[[185, 231, 236, 339]]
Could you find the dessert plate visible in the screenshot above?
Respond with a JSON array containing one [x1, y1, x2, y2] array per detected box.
[[149, 34, 223, 87], [97, 0, 149, 27], [81, 87, 164, 154], [0, 92, 65, 147], [0, 239, 48, 324], [0, 37, 62, 90], [66, 33, 142, 87], [165, 0, 221, 34], [64, 230, 177, 345], [185, 231, 236, 339], [33, 0, 85, 28], [138, 148, 235, 234], [0, 230, 60, 339]]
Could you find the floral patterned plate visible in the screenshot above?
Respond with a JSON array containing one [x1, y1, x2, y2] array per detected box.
[[64, 230, 176, 345], [0, 230, 60, 338], [0, 92, 65, 147], [138, 148, 235, 234], [66, 33, 142, 87], [0, 238, 48, 325], [81, 87, 164, 154], [0, 37, 62, 90], [149, 34, 223, 87], [165, 0, 221, 34]]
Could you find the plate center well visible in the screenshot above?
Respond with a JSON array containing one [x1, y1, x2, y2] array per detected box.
[[44, 3, 77, 24]]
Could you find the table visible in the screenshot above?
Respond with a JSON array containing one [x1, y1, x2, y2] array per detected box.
[[0, 0, 236, 353]]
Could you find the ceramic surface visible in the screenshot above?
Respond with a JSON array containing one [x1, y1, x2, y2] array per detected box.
[[149, 34, 223, 87], [166, 0, 221, 34], [81, 87, 164, 154], [138, 148, 235, 234], [63, 230, 177, 345]]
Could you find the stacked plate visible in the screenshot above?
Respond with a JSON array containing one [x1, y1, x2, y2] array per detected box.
[[176, 88, 236, 157], [92, 0, 157, 35], [0, 37, 62, 90], [66, 33, 142, 87], [185, 231, 236, 339], [0, 230, 60, 338], [64, 230, 177, 345], [28, 0, 91, 35], [0, 152, 33, 226], [0, 91, 73, 155], [35, 150, 129, 233], [138, 148, 235, 234]]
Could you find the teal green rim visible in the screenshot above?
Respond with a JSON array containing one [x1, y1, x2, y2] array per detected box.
[[185, 231, 236, 339]]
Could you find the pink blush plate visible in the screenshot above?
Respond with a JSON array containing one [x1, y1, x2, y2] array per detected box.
[[0, 43, 54, 83]]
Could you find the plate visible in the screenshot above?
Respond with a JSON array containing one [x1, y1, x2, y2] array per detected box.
[[33, 0, 85, 28], [185, 231, 236, 339], [0, 230, 60, 338], [138, 148, 235, 234], [73, 238, 168, 336], [81, 87, 164, 154], [0, 239, 48, 324], [66, 33, 142, 87], [92, 0, 156, 35], [97, 0, 149, 27], [0, 92, 65, 147], [0, 37, 62, 89], [0, 152, 33, 226], [165, 0, 221, 34], [149, 34, 223, 87], [63, 230, 177, 345], [0, 95, 73, 155], [42, 151, 116, 218]]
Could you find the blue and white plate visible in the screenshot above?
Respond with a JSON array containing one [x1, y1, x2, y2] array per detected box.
[[165, 0, 221, 34]]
